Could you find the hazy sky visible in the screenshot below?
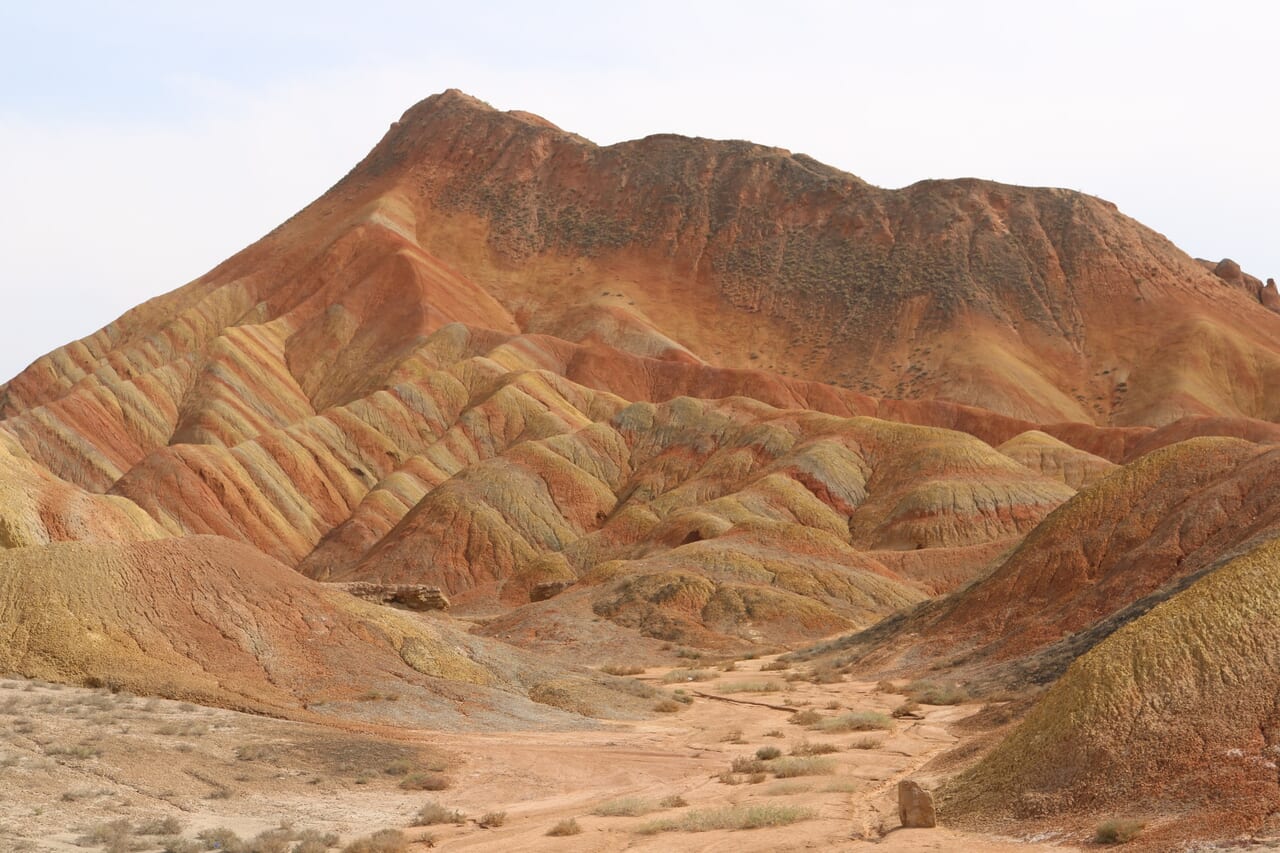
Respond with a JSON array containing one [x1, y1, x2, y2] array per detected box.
[[1, 1, 1276, 382]]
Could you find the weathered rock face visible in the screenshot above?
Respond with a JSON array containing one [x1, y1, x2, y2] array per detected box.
[[334, 582, 450, 611], [899, 780, 938, 828]]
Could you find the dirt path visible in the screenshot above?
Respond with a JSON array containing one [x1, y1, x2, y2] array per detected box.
[[398, 658, 1080, 852], [0, 662, 1079, 852]]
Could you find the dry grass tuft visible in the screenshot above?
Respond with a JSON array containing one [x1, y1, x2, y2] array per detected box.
[[341, 829, 406, 853], [717, 681, 782, 693], [788, 710, 821, 726], [136, 816, 183, 835], [662, 669, 714, 683], [812, 711, 892, 733], [790, 740, 839, 756], [905, 680, 968, 705], [1095, 818, 1145, 844], [546, 818, 582, 836], [601, 664, 645, 676], [592, 797, 657, 817], [767, 756, 836, 778], [414, 801, 466, 826], [892, 700, 921, 718], [636, 804, 814, 834], [397, 772, 449, 791]]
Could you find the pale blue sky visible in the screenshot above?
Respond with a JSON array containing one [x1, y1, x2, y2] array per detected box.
[[2, 1, 1277, 381]]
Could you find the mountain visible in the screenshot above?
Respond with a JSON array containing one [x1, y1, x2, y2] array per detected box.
[[2, 90, 1279, 844]]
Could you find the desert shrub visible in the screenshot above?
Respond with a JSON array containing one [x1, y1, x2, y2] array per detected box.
[[414, 801, 465, 826], [477, 811, 506, 828], [60, 786, 102, 802], [592, 797, 656, 817], [636, 803, 814, 834], [529, 682, 595, 716], [398, 772, 449, 791], [850, 736, 883, 750], [716, 771, 742, 785], [340, 830, 406, 853], [807, 664, 843, 684], [905, 680, 968, 705], [659, 794, 687, 808], [601, 665, 644, 676], [546, 818, 581, 836], [77, 819, 134, 851], [1095, 819, 1145, 844], [760, 660, 790, 671], [159, 838, 200, 853], [788, 710, 821, 726], [875, 679, 899, 693], [766, 781, 811, 795], [730, 756, 765, 774], [249, 825, 297, 853], [608, 677, 657, 699], [720, 728, 745, 743], [717, 681, 781, 693], [790, 740, 838, 756], [137, 816, 184, 835], [763, 729, 784, 738], [661, 669, 713, 683], [747, 772, 767, 784], [892, 700, 921, 718], [196, 827, 245, 852], [755, 746, 782, 760], [235, 744, 275, 762], [652, 699, 682, 713], [813, 711, 892, 732], [290, 830, 339, 852], [670, 689, 693, 704], [45, 742, 103, 758], [291, 840, 329, 853], [768, 756, 836, 778]]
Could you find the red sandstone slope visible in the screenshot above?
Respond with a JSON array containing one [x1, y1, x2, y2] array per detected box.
[[819, 436, 1280, 675]]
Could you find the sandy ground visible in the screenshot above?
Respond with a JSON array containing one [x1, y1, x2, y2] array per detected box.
[[0, 659, 1082, 852]]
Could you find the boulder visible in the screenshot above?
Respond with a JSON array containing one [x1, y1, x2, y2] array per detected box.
[[898, 780, 937, 828]]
